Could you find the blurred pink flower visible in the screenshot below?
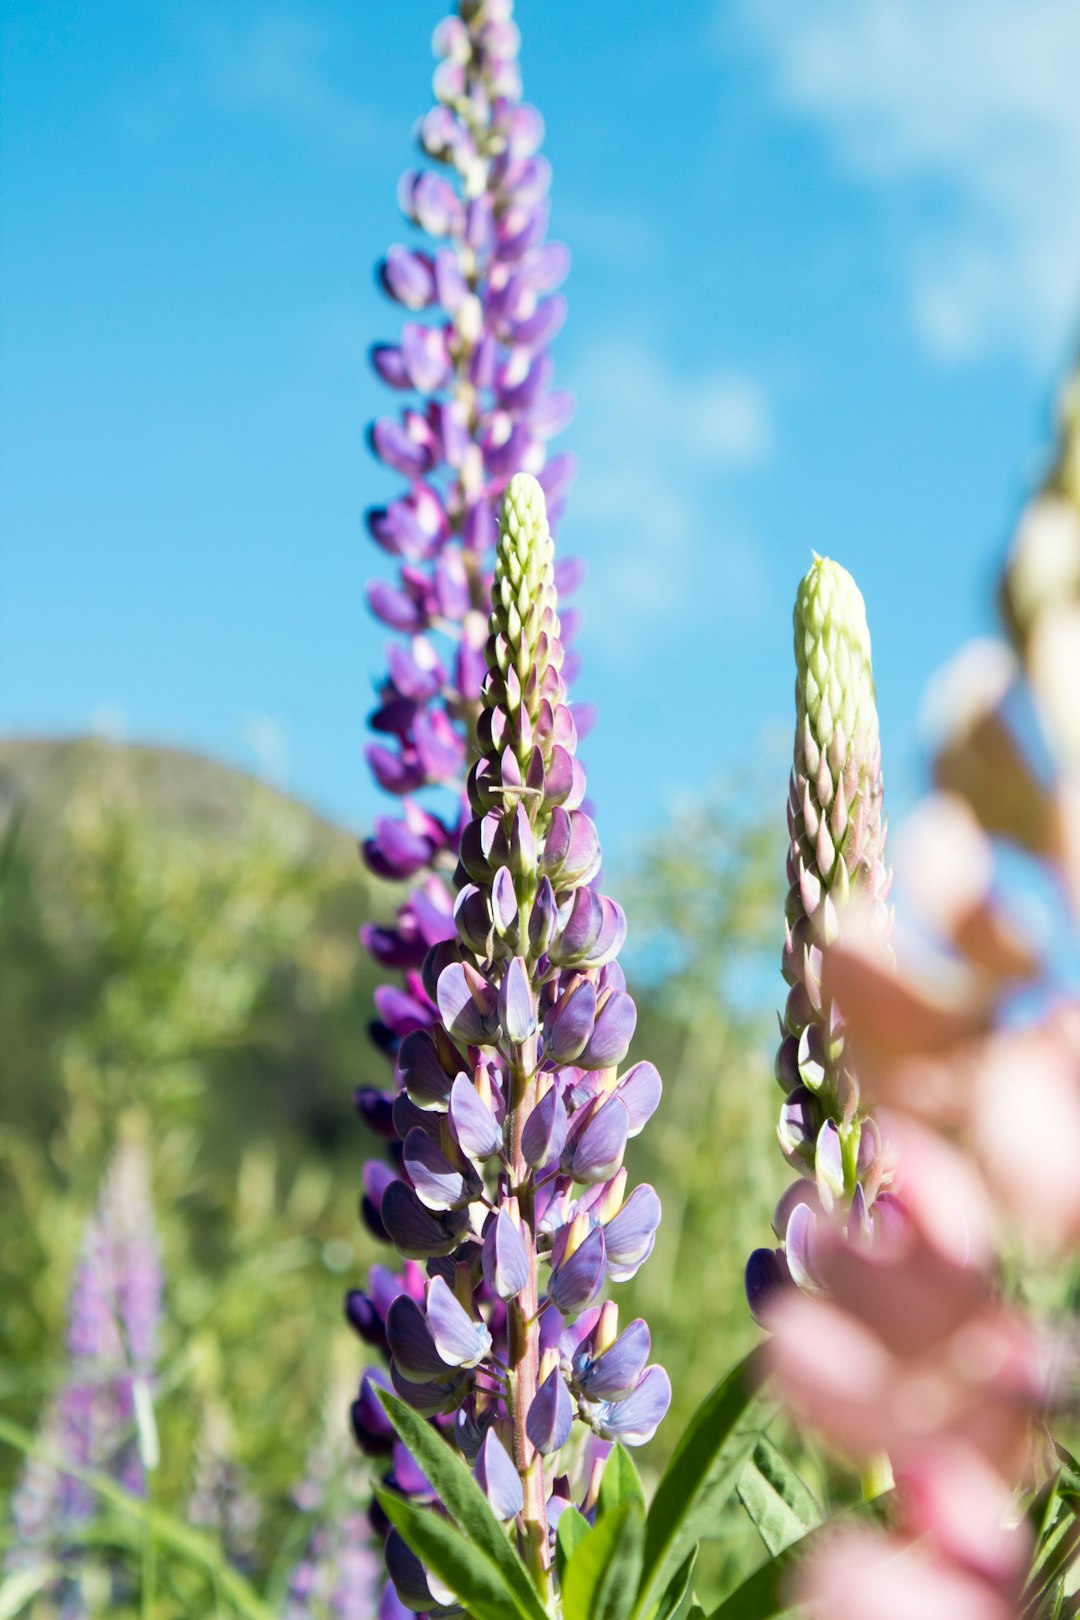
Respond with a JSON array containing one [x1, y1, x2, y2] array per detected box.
[[793, 1529, 1017, 1620]]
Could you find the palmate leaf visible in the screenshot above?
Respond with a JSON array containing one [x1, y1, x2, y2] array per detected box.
[[705, 1497, 892, 1620], [632, 1351, 766, 1620], [376, 1388, 548, 1620], [736, 1436, 822, 1556], [562, 1501, 645, 1620]]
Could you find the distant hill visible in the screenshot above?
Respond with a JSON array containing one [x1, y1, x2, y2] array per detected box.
[[0, 734, 356, 854], [0, 733, 391, 1171]]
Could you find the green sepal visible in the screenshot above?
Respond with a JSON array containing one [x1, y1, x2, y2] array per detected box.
[[632, 1351, 766, 1620], [563, 1501, 645, 1620], [598, 1443, 647, 1523], [556, 1505, 592, 1587], [375, 1388, 548, 1620], [376, 1487, 530, 1620], [736, 1436, 822, 1556]]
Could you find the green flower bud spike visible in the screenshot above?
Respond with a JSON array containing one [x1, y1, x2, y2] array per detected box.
[[748, 555, 895, 1325]]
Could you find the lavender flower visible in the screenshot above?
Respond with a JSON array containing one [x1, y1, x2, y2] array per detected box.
[[6, 1137, 162, 1603], [362, 473, 668, 1605], [746, 555, 895, 1321]]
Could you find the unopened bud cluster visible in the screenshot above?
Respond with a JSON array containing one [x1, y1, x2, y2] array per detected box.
[[747, 556, 896, 1320]]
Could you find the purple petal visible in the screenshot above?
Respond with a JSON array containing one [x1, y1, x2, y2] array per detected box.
[[778, 1086, 817, 1161], [784, 1200, 823, 1291], [386, 1294, 455, 1383], [745, 1247, 792, 1327], [526, 1368, 573, 1455], [549, 1227, 606, 1315], [590, 1366, 671, 1447], [436, 961, 490, 1045], [448, 1073, 502, 1160], [499, 955, 537, 1044], [389, 1359, 465, 1416], [815, 1120, 845, 1211], [425, 1276, 492, 1368], [474, 1430, 524, 1521], [569, 1097, 629, 1186], [521, 1084, 568, 1168], [604, 1184, 661, 1282], [529, 876, 557, 955], [482, 1209, 530, 1300], [401, 321, 451, 393], [574, 1318, 651, 1401], [379, 245, 435, 309], [403, 1128, 478, 1211], [350, 1369, 395, 1456], [543, 979, 596, 1064], [578, 992, 637, 1071], [614, 1062, 662, 1137], [396, 1029, 454, 1108], [381, 1179, 468, 1259], [491, 865, 518, 936]]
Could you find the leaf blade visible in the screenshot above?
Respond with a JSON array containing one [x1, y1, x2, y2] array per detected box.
[[564, 1502, 645, 1620], [377, 1489, 532, 1620], [377, 1387, 548, 1620], [634, 1351, 765, 1619]]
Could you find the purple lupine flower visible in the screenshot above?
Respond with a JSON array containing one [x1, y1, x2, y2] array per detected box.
[[746, 555, 896, 1324], [6, 1137, 162, 1602], [351, 2, 581, 1604], [367, 474, 668, 1606]]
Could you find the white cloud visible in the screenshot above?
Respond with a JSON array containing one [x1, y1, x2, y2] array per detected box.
[[734, 0, 1080, 364], [566, 338, 772, 653]]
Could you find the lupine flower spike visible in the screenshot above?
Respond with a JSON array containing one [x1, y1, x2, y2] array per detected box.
[[357, 473, 669, 1608], [746, 555, 895, 1322], [6, 1136, 162, 1601], [350, 3, 580, 1602]]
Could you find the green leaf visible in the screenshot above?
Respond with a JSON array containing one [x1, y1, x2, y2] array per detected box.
[[563, 1502, 645, 1620], [376, 1388, 548, 1620], [557, 1507, 592, 1587], [652, 1547, 698, 1620], [736, 1437, 821, 1556], [0, 1564, 57, 1620], [377, 1489, 531, 1620], [633, 1351, 765, 1620], [599, 1443, 647, 1523]]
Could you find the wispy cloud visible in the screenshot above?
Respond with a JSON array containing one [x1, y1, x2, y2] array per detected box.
[[566, 337, 772, 658], [193, 11, 381, 148], [125, 9, 384, 153], [732, 0, 1080, 366]]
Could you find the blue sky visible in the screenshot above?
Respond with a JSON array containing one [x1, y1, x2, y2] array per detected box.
[[3, 0, 1079, 862]]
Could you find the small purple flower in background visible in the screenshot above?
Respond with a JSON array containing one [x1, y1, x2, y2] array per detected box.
[[745, 556, 896, 1324], [6, 1134, 162, 1603], [282, 1418, 387, 1620], [357, 473, 668, 1607]]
